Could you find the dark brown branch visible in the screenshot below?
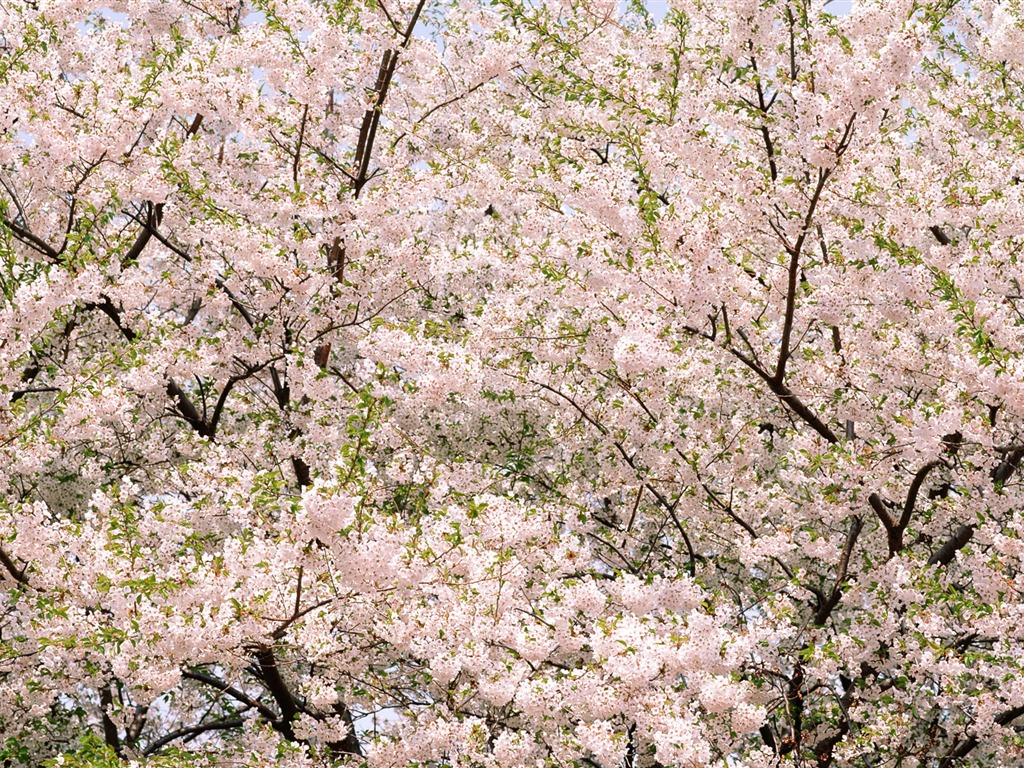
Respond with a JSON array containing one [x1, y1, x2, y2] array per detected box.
[[124, 705, 149, 749], [813, 515, 863, 625], [168, 359, 271, 439], [929, 440, 1024, 566], [100, 684, 122, 757], [0, 216, 58, 259], [265, 365, 312, 487], [270, 367, 289, 409], [205, 370, 256, 438], [144, 715, 246, 756], [400, 0, 427, 41], [648, 486, 698, 576], [327, 701, 363, 756], [786, 7, 798, 81], [167, 378, 209, 436], [930, 225, 951, 246], [119, 114, 202, 267], [868, 492, 895, 532], [702, 482, 757, 538], [267, 566, 305, 642], [624, 485, 642, 533], [938, 703, 1024, 768], [253, 647, 298, 739], [785, 663, 804, 752], [205, 382, 234, 438], [758, 363, 839, 444], [888, 459, 943, 555], [870, 458, 944, 557], [775, 116, 853, 393], [11, 319, 77, 404], [413, 78, 493, 127], [125, 206, 191, 261], [766, 210, 795, 253], [735, 327, 764, 368], [314, 343, 332, 369], [928, 524, 975, 567], [350, 0, 427, 197], [120, 202, 162, 267], [696, 318, 839, 444], [0, 544, 29, 585], [182, 670, 280, 722], [993, 447, 1024, 485], [376, 0, 403, 35], [923, 434, 1023, 567], [214, 278, 256, 328], [812, 726, 848, 768], [352, 51, 398, 196], [293, 104, 309, 185], [750, 58, 778, 182], [270, 598, 334, 641], [994, 442, 1024, 454], [10, 386, 60, 401], [83, 296, 136, 342], [760, 126, 778, 182], [292, 456, 312, 488], [775, 166, 833, 384], [776, 381, 837, 442], [532, 379, 698, 573], [834, 113, 857, 159], [186, 114, 204, 137], [183, 296, 203, 325], [326, 237, 345, 284]]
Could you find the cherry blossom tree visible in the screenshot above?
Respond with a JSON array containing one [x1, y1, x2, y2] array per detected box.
[[2, 0, 1024, 766]]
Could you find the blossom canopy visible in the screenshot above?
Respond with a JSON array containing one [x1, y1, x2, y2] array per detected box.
[[2, 0, 1024, 767]]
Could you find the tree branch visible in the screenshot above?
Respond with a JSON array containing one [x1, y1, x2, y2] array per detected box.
[[327, 701, 363, 757], [99, 684, 122, 757], [928, 441, 1021, 567], [293, 104, 309, 185], [120, 202, 162, 267], [144, 715, 246, 756], [0, 216, 58, 259], [930, 225, 951, 246], [938, 703, 1024, 768], [993, 447, 1024, 485], [813, 515, 863, 626], [868, 492, 895, 532], [214, 277, 256, 328], [124, 705, 149, 749], [253, 647, 298, 739], [82, 296, 137, 342], [531, 379, 698, 572], [167, 378, 209, 437], [181, 670, 280, 722], [775, 167, 832, 384], [927, 524, 975, 567], [0, 544, 29, 585], [350, 0, 427, 196], [885, 458, 943, 555], [869, 486, 936, 559], [119, 114, 203, 267]]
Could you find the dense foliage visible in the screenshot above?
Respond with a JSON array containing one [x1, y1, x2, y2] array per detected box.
[[3, 0, 1024, 766]]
